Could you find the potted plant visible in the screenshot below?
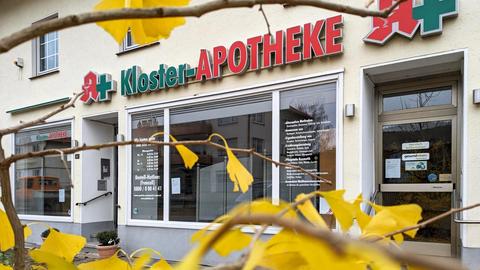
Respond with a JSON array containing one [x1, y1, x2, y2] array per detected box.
[[95, 230, 120, 259], [41, 228, 59, 242]]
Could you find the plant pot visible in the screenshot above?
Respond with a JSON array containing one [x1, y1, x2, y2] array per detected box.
[[96, 244, 119, 259]]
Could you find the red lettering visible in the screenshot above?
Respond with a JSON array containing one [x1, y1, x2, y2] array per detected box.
[[263, 30, 284, 68], [212, 46, 227, 78], [247, 36, 262, 70], [228, 41, 248, 74], [325, 15, 343, 54], [285, 25, 302, 64], [196, 49, 212, 81], [303, 20, 325, 60]]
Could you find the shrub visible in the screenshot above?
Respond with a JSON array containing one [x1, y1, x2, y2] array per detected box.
[[95, 230, 119, 246]]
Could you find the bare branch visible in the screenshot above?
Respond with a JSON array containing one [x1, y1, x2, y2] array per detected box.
[[258, 5, 271, 35], [0, 0, 406, 54], [1, 139, 332, 185], [383, 202, 480, 239], [0, 92, 83, 136]]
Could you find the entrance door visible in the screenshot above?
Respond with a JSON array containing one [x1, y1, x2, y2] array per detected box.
[[376, 79, 459, 257]]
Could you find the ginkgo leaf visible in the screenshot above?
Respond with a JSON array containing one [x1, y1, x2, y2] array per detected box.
[[150, 259, 173, 270], [174, 246, 204, 270], [39, 229, 86, 262], [149, 132, 199, 169], [353, 194, 372, 232], [94, 0, 189, 45], [132, 252, 152, 270], [363, 203, 422, 243], [30, 250, 78, 270], [0, 209, 32, 251], [191, 215, 229, 244], [243, 241, 266, 270], [319, 190, 357, 232], [0, 264, 12, 270], [209, 133, 254, 193], [212, 228, 252, 257], [230, 199, 296, 219], [78, 251, 130, 270], [295, 193, 328, 229]]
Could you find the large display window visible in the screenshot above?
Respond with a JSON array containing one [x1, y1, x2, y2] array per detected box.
[[14, 124, 72, 217], [129, 81, 338, 223]]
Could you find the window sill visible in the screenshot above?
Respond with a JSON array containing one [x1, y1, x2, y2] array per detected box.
[[29, 69, 59, 80], [116, 41, 160, 56], [19, 214, 73, 223]]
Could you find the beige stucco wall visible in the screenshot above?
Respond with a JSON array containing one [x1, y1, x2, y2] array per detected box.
[[0, 0, 479, 247]]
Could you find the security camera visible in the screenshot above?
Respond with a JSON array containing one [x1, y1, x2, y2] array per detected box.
[[14, 58, 24, 68]]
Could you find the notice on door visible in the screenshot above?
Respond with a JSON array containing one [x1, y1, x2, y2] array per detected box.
[[385, 158, 401, 178], [402, 141, 429, 150], [402, 153, 430, 161], [405, 161, 427, 171]]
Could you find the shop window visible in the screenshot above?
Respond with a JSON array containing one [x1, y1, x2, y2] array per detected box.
[[32, 14, 59, 76], [14, 124, 71, 216], [279, 83, 337, 203], [382, 87, 453, 113], [170, 95, 272, 222], [131, 113, 164, 220]]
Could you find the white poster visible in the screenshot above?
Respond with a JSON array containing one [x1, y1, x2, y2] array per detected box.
[[58, 189, 65, 203], [402, 141, 429, 150], [402, 153, 430, 161], [405, 161, 427, 171], [385, 159, 401, 178], [171, 177, 181, 195]]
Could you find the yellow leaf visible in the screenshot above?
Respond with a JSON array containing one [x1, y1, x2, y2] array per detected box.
[[94, 0, 189, 45], [209, 133, 253, 193], [191, 215, 229, 244], [213, 228, 251, 257], [39, 229, 86, 262], [353, 194, 372, 232], [0, 264, 12, 270], [319, 190, 357, 232], [363, 204, 422, 243], [174, 246, 203, 270], [30, 250, 77, 270], [78, 252, 130, 270], [150, 259, 172, 270], [231, 199, 296, 219], [169, 135, 198, 169], [346, 244, 401, 270], [295, 193, 328, 229], [0, 209, 31, 252], [242, 241, 266, 270], [132, 252, 152, 270]]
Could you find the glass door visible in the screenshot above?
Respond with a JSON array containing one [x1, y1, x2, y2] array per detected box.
[[376, 82, 459, 257]]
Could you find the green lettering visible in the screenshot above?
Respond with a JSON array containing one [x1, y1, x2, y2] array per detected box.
[[166, 66, 178, 88], [148, 71, 159, 91]]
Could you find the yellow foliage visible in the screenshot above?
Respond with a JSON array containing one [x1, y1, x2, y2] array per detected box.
[[78, 251, 130, 270], [149, 132, 199, 170], [0, 264, 12, 270], [94, 0, 189, 45], [319, 190, 357, 232], [150, 259, 173, 270], [30, 250, 77, 270], [242, 241, 266, 270], [295, 193, 328, 229], [132, 252, 152, 270], [213, 228, 252, 257], [0, 208, 31, 252], [39, 229, 86, 262], [353, 194, 372, 232]]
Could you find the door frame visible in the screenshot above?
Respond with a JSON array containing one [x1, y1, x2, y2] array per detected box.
[[374, 76, 461, 256]]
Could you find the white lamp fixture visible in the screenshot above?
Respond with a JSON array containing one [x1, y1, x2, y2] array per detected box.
[[345, 104, 355, 117], [473, 89, 480, 104]]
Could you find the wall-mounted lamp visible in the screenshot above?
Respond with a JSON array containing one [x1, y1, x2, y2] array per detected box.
[[116, 134, 125, 142], [14, 58, 24, 68], [345, 104, 355, 117], [474, 89, 480, 104]]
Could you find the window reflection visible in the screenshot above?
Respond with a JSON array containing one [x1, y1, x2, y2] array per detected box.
[[383, 87, 452, 112]]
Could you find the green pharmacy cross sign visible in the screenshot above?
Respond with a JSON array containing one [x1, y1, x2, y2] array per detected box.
[[364, 0, 458, 45]]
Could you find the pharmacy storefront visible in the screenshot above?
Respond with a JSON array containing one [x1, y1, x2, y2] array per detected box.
[[2, 0, 479, 265]]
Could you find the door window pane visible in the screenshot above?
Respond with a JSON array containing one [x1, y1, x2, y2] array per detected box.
[[170, 96, 272, 222], [131, 113, 164, 220], [383, 120, 452, 184], [383, 87, 452, 112], [15, 125, 71, 216], [280, 83, 337, 204]]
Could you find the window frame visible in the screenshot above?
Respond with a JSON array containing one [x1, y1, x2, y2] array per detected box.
[[11, 119, 74, 222], [125, 71, 344, 230], [31, 13, 59, 78]]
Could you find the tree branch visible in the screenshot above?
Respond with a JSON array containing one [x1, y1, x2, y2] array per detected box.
[[0, 92, 83, 136], [0, 0, 406, 54]]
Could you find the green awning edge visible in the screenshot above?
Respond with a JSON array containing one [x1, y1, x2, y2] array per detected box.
[[6, 97, 71, 114]]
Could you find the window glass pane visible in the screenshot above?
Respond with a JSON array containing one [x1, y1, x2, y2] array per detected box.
[[383, 87, 452, 112], [131, 113, 164, 220], [15, 125, 72, 216], [40, 58, 47, 72], [47, 41, 56, 56], [280, 83, 337, 205], [170, 96, 272, 222], [47, 56, 56, 70], [39, 42, 46, 58], [382, 120, 452, 184], [39, 35, 46, 44]]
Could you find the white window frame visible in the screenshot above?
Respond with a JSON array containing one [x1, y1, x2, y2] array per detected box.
[[125, 69, 344, 230], [11, 119, 74, 222], [120, 29, 139, 52], [32, 13, 59, 77]]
